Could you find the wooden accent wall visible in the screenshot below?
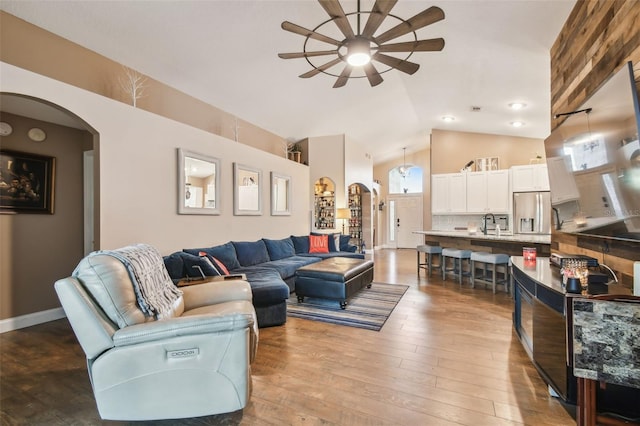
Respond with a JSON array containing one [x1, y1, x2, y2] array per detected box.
[[550, 0, 640, 285], [551, 0, 640, 126]]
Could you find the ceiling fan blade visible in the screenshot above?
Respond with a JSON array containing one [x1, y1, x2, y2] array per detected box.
[[375, 6, 445, 44], [299, 57, 344, 78], [333, 65, 354, 88], [363, 63, 384, 87], [281, 21, 341, 46], [362, 0, 398, 38], [318, 0, 355, 39], [372, 53, 420, 75], [278, 50, 338, 59], [377, 38, 445, 53]]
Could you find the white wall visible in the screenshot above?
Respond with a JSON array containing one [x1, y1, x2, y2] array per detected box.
[[1, 62, 310, 255], [308, 134, 346, 214]]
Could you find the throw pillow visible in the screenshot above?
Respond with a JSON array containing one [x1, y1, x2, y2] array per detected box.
[[333, 234, 341, 252], [210, 256, 230, 275], [339, 234, 352, 251], [198, 252, 222, 276], [183, 242, 241, 271], [309, 234, 329, 253], [180, 252, 220, 277], [311, 232, 338, 252]]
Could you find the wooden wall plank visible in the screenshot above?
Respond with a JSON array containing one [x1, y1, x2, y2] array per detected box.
[[550, 0, 640, 289]]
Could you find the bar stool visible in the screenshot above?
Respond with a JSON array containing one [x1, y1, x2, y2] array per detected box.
[[441, 248, 472, 285], [417, 245, 442, 277], [470, 252, 510, 294]]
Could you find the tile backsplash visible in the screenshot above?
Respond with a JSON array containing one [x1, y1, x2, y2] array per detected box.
[[432, 214, 510, 232]]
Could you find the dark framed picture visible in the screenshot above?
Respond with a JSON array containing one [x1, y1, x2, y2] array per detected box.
[[0, 150, 56, 214]]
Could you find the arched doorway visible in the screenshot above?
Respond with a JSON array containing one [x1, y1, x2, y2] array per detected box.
[[0, 93, 99, 328]]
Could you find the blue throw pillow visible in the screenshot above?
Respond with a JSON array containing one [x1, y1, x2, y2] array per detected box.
[[232, 240, 270, 266], [339, 234, 352, 251], [183, 242, 241, 271], [263, 238, 295, 261], [290, 235, 310, 254], [311, 232, 338, 252]]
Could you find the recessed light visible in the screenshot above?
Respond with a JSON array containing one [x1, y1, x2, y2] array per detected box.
[[510, 121, 525, 128], [509, 102, 527, 110], [442, 115, 455, 122]]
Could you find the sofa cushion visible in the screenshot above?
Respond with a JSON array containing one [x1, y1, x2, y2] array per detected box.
[[290, 235, 310, 254], [297, 252, 365, 260], [163, 252, 185, 280], [183, 242, 241, 271], [263, 238, 295, 261], [256, 256, 321, 279], [309, 234, 329, 253], [232, 240, 270, 266], [240, 269, 290, 306]]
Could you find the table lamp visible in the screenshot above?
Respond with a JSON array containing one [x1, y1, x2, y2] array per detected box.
[[336, 208, 351, 235]]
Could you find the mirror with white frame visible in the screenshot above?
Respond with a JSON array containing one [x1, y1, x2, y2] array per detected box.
[[234, 163, 262, 215], [271, 172, 291, 216], [178, 148, 220, 215]]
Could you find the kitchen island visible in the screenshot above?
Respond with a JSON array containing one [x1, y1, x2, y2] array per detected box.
[[414, 230, 551, 257], [511, 257, 638, 421]]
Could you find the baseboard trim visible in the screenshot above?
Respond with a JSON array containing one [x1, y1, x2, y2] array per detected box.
[[0, 307, 66, 333]]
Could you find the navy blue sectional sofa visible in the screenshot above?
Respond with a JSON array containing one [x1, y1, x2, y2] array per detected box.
[[163, 234, 363, 328]]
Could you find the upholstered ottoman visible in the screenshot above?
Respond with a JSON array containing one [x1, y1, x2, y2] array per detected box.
[[295, 257, 374, 309]]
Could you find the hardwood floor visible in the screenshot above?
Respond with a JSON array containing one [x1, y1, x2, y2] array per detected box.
[[0, 248, 576, 425]]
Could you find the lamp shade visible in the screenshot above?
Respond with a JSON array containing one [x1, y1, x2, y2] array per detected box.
[[336, 208, 351, 220]]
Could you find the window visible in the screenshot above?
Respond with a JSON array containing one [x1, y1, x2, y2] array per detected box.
[[389, 166, 423, 194], [563, 133, 608, 171]]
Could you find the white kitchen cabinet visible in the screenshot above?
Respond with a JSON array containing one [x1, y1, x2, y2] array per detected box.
[[432, 173, 466, 213], [546, 156, 580, 204], [511, 164, 550, 192], [466, 170, 509, 213]]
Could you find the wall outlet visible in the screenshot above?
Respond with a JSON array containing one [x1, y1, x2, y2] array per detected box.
[[634, 262, 640, 297]]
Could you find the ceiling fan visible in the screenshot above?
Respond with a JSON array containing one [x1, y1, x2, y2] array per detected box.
[[278, 0, 445, 88]]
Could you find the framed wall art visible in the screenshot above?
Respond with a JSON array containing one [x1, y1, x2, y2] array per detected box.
[[476, 156, 500, 171], [233, 163, 262, 215], [0, 149, 56, 214]]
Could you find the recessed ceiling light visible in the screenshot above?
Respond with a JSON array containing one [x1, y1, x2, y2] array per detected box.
[[509, 102, 527, 110], [510, 121, 525, 128], [442, 115, 455, 122]]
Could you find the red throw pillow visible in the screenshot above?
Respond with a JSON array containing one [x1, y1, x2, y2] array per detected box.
[[199, 251, 229, 275], [309, 234, 329, 253]]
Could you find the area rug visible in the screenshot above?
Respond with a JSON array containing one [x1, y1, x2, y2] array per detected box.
[[286, 283, 409, 331]]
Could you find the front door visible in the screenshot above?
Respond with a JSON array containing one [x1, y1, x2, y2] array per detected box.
[[389, 194, 423, 248]]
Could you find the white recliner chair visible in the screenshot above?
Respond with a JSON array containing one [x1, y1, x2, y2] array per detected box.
[[54, 244, 258, 421]]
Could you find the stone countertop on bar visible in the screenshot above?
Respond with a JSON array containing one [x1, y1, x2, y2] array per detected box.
[[511, 256, 631, 297], [414, 230, 551, 245]]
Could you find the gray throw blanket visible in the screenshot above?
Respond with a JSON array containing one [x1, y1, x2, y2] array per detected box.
[[91, 244, 182, 319]]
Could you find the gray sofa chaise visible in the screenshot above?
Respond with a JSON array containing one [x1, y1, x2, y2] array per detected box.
[[163, 234, 364, 328]]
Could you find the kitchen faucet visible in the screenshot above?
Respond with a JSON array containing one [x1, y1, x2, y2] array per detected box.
[[482, 213, 496, 235]]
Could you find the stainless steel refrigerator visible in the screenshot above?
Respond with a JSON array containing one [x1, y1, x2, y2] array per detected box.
[[513, 192, 551, 234]]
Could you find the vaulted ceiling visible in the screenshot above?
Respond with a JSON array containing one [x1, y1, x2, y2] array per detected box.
[[0, 0, 576, 164]]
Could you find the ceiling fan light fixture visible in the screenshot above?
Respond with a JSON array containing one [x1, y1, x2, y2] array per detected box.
[[346, 38, 371, 66]]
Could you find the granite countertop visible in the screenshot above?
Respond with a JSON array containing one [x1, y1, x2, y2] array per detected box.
[[414, 230, 551, 244], [511, 256, 631, 297]]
